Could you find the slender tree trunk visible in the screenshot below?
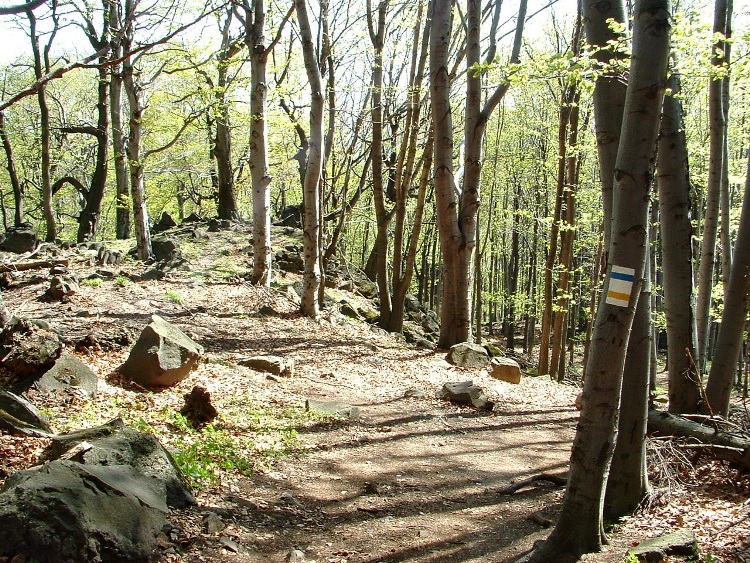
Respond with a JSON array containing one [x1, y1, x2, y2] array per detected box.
[[704, 151, 750, 417], [696, 0, 729, 371], [110, 0, 130, 240], [0, 112, 23, 225], [657, 63, 701, 414], [719, 1, 733, 295], [295, 0, 324, 318], [248, 0, 273, 286], [526, 2, 670, 559]]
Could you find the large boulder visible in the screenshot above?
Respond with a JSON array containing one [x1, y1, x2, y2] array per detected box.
[[489, 357, 522, 384], [447, 342, 490, 368], [439, 380, 494, 411], [120, 315, 204, 387], [49, 423, 195, 509], [153, 211, 178, 234], [1, 224, 39, 254], [0, 460, 167, 562], [35, 354, 98, 397]]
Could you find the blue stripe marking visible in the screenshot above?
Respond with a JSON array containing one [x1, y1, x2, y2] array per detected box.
[[611, 271, 634, 282]]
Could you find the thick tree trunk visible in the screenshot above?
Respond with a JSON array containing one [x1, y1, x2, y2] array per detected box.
[[657, 65, 701, 414], [109, 0, 130, 240], [704, 150, 750, 417], [295, 0, 324, 319], [526, 2, 670, 560]]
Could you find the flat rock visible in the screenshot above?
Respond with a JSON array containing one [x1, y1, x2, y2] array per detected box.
[[627, 528, 698, 562], [489, 357, 522, 384], [0, 388, 53, 437], [239, 355, 294, 377], [447, 342, 490, 368], [35, 355, 98, 397], [439, 380, 494, 410], [120, 315, 204, 387], [305, 399, 360, 421]]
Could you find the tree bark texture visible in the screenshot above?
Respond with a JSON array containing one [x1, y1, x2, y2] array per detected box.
[[0, 111, 24, 226], [527, 2, 671, 560], [657, 65, 701, 414], [109, 0, 130, 240], [295, 0, 324, 319]]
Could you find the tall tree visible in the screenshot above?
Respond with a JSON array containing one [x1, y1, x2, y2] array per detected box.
[[657, 59, 701, 414], [431, 0, 526, 348], [525, 0, 671, 559], [295, 0, 324, 318]]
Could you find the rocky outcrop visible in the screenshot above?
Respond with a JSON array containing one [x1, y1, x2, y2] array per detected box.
[[447, 342, 490, 368]]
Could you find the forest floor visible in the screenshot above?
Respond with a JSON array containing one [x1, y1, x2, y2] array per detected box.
[[0, 225, 749, 563]]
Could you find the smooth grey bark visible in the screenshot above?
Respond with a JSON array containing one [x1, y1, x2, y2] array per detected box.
[[525, 1, 671, 560], [657, 65, 701, 414], [719, 0, 733, 294], [696, 0, 729, 371], [295, 0, 324, 318], [704, 150, 750, 417]]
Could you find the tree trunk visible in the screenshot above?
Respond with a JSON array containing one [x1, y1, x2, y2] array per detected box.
[[248, 0, 273, 286], [109, 0, 130, 240], [0, 111, 23, 226], [657, 63, 701, 414], [696, 0, 729, 372], [295, 0, 324, 319], [704, 149, 750, 417], [526, 1, 670, 559]]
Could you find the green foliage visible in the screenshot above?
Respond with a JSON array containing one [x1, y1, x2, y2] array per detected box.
[[164, 290, 184, 304], [116, 276, 132, 287], [81, 278, 103, 288]]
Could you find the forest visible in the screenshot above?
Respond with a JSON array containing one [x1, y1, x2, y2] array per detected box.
[[0, 0, 749, 561]]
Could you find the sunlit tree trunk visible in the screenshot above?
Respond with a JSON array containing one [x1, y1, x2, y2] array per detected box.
[[295, 0, 324, 318], [696, 0, 729, 371], [0, 112, 23, 225], [705, 152, 750, 417], [526, 1, 670, 560], [657, 63, 701, 414], [109, 0, 130, 240]]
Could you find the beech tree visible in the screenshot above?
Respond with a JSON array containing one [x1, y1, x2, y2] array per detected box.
[[525, 0, 671, 560]]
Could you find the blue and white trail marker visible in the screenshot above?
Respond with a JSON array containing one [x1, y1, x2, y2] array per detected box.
[[605, 265, 635, 307]]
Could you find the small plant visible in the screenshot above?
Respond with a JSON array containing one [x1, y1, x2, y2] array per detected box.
[[81, 277, 103, 287], [116, 275, 131, 287], [165, 290, 184, 304]]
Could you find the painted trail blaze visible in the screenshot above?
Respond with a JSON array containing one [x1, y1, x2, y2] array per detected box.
[[605, 266, 635, 307]]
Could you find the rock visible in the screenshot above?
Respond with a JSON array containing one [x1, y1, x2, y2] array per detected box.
[[1, 226, 39, 254], [421, 310, 440, 334], [182, 212, 202, 223], [0, 318, 62, 378], [274, 204, 302, 228], [357, 279, 378, 299], [49, 422, 195, 509], [489, 357, 522, 384], [219, 537, 240, 552], [447, 342, 490, 368], [439, 381, 494, 410], [627, 528, 699, 562], [0, 388, 53, 436], [151, 236, 182, 263], [239, 355, 294, 377], [35, 354, 98, 397], [153, 211, 178, 234], [286, 285, 301, 305], [404, 294, 421, 312], [340, 302, 360, 319], [484, 342, 504, 357], [287, 548, 306, 562], [280, 491, 302, 506], [305, 399, 360, 421], [0, 460, 168, 562], [47, 275, 79, 300], [180, 386, 218, 428], [97, 246, 122, 266], [202, 512, 224, 534], [404, 388, 427, 399], [120, 315, 204, 387]]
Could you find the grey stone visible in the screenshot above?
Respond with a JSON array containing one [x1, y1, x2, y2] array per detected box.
[[49, 422, 195, 509], [35, 355, 98, 397], [447, 342, 490, 368], [0, 388, 53, 436], [287, 548, 306, 562], [202, 511, 224, 534], [120, 315, 204, 387], [153, 211, 178, 234], [489, 357, 522, 384], [357, 279, 378, 299], [627, 528, 698, 562], [340, 302, 360, 319], [0, 460, 167, 562], [239, 355, 294, 377], [48, 275, 79, 300], [305, 399, 360, 421], [151, 236, 181, 263], [1, 227, 39, 254], [404, 294, 421, 312], [484, 342, 504, 357], [439, 380, 494, 410]]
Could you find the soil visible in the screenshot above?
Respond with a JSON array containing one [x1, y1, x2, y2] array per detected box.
[[0, 225, 749, 563]]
